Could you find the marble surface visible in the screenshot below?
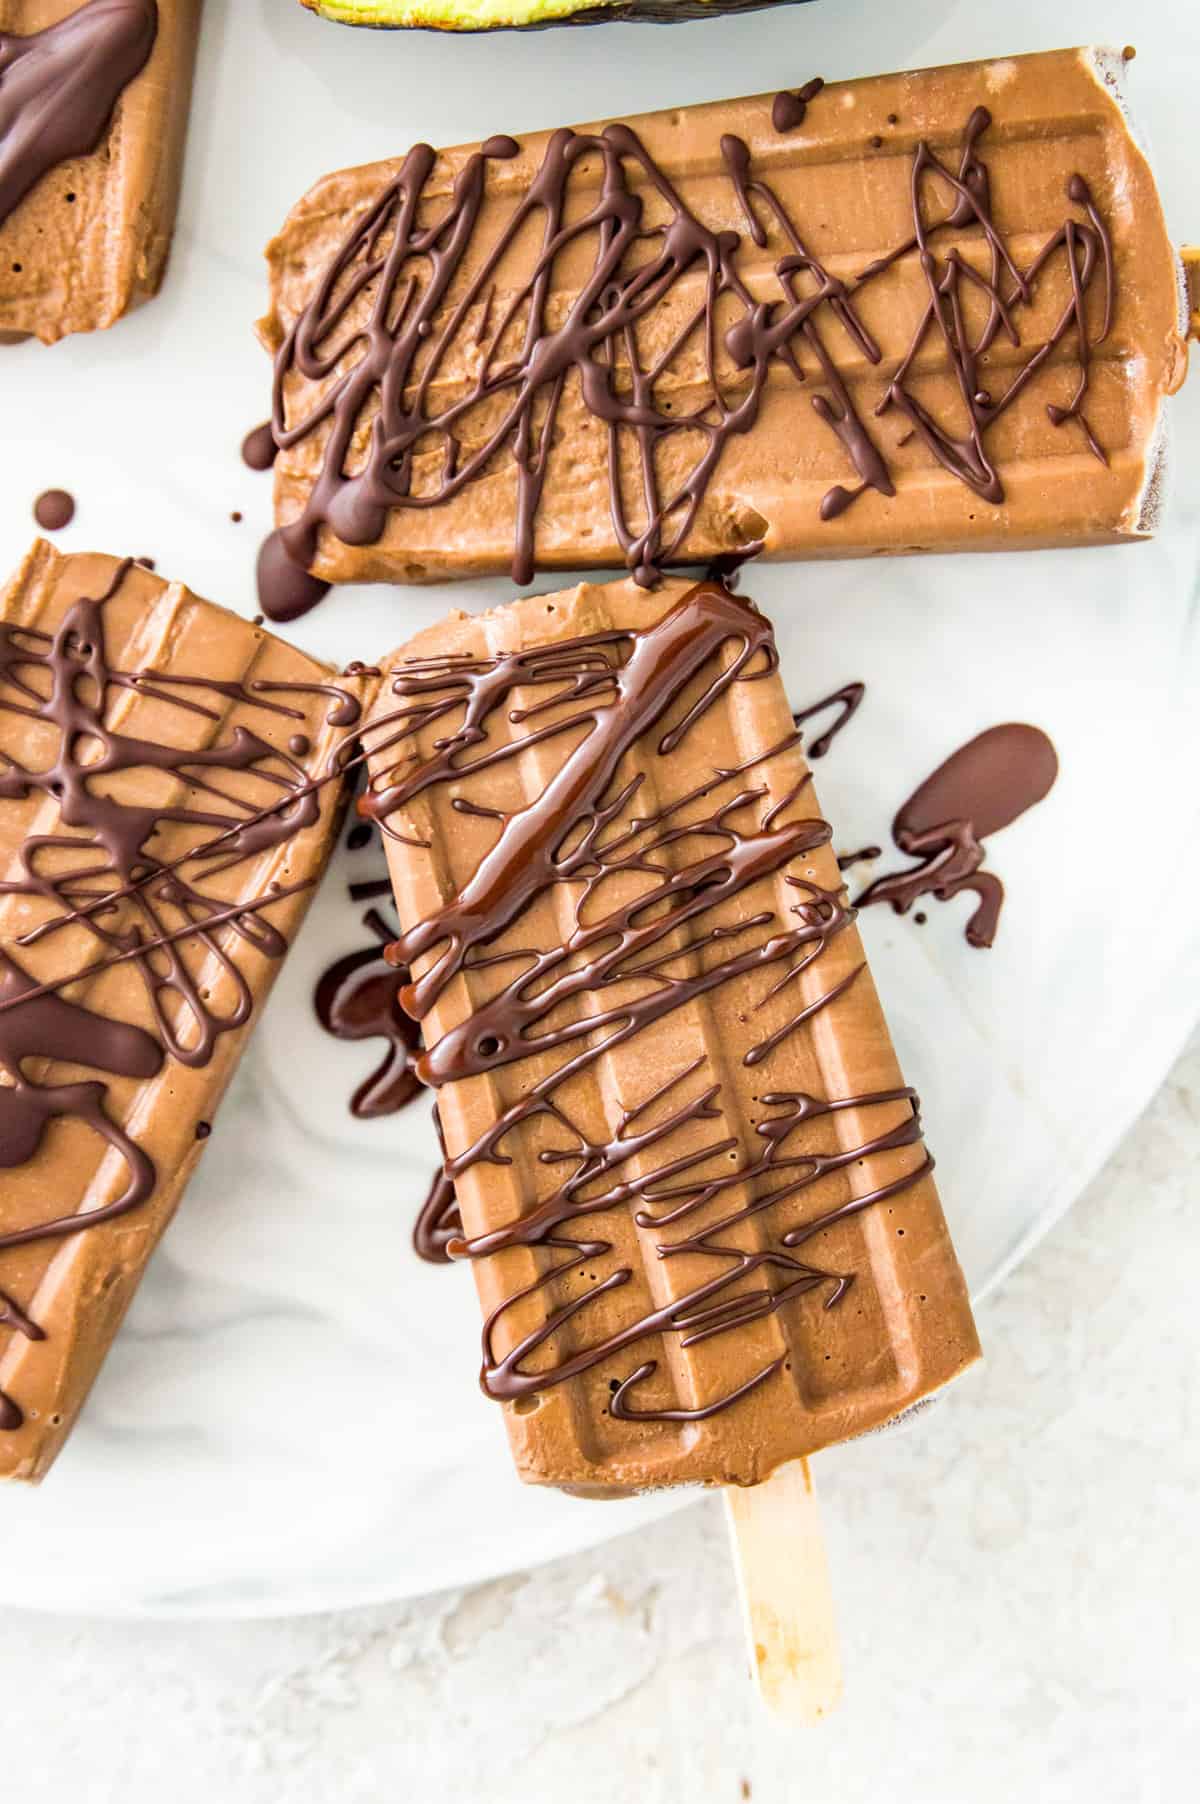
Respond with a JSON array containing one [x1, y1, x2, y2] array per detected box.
[[4, 1026, 1196, 1803]]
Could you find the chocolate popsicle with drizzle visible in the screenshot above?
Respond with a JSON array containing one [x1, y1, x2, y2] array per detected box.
[[259, 46, 1189, 614], [0, 1, 204, 345], [0, 541, 373, 1482], [360, 576, 979, 1494]]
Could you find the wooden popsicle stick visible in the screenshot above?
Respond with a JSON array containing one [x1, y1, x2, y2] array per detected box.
[[723, 1457, 843, 1721]]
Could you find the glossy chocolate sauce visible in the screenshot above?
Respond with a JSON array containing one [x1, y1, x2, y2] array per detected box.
[[771, 78, 825, 134], [364, 580, 933, 1422], [313, 809, 450, 1257], [256, 530, 331, 625], [0, 0, 157, 229], [792, 681, 865, 758], [314, 906, 422, 1120], [0, 560, 361, 1428], [856, 723, 1059, 945], [269, 103, 1115, 614], [241, 422, 278, 472]]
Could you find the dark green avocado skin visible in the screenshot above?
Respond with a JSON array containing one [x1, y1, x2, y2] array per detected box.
[[314, 0, 815, 31]]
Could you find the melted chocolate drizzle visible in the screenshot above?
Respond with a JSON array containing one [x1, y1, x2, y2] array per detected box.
[[364, 581, 932, 1423], [413, 1109, 461, 1266], [0, 561, 360, 1431], [771, 78, 825, 135], [256, 531, 332, 625], [414, 1167, 461, 1266], [270, 102, 1115, 614], [241, 422, 278, 472], [0, 0, 157, 229], [314, 905, 422, 1119], [856, 722, 1058, 945], [792, 680, 865, 758], [314, 808, 449, 1255]]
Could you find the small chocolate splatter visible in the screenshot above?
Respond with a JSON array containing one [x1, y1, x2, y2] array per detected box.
[[837, 844, 881, 873], [856, 724, 1059, 948]]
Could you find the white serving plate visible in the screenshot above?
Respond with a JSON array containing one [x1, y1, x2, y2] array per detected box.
[[0, 0, 1196, 1617]]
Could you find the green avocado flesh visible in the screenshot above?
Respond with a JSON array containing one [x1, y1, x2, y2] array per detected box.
[[301, 0, 809, 30]]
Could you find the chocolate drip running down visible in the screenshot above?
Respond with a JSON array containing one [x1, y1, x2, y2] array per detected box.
[[856, 723, 1059, 946], [414, 1168, 460, 1266], [413, 1106, 461, 1266], [792, 681, 865, 759], [314, 905, 422, 1119], [0, 0, 158, 230], [363, 580, 934, 1425], [241, 422, 278, 472], [322, 671, 868, 1265], [313, 803, 451, 1253], [256, 531, 331, 625], [269, 100, 1116, 615], [0, 560, 361, 1431], [771, 78, 825, 135]]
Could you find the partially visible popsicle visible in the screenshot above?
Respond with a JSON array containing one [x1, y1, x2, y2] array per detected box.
[[0, 1, 204, 344], [361, 574, 980, 1495], [0, 542, 371, 1481], [260, 45, 1190, 612]]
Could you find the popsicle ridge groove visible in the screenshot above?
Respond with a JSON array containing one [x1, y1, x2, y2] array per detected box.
[[364, 580, 942, 1442], [0, 552, 365, 1440], [272, 86, 1121, 588]]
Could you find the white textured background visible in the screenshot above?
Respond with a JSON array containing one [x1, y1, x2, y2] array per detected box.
[[4, 1026, 1195, 1803]]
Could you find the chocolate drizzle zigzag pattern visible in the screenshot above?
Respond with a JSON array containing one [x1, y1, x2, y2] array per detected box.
[[273, 101, 1115, 595], [364, 582, 933, 1423], [0, 561, 359, 1431]]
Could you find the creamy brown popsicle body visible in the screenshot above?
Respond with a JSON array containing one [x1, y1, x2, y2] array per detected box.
[[261, 46, 1188, 607], [0, 542, 372, 1482], [0, 1, 203, 345], [362, 577, 980, 1492]]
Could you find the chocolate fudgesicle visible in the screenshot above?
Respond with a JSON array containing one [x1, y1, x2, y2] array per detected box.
[[0, 2, 203, 345], [0, 541, 369, 1481], [261, 46, 1188, 602], [362, 577, 980, 1491]]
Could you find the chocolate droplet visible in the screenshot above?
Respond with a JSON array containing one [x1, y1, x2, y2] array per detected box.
[[241, 422, 278, 472], [256, 531, 332, 624], [33, 489, 75, 531]]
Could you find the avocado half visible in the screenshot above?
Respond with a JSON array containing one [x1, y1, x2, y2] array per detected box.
[[300, 0, 812, 30]]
